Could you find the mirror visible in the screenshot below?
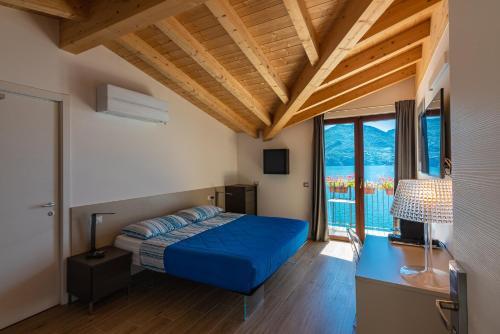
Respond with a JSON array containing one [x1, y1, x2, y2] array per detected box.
[[419, 88, 447, 177]]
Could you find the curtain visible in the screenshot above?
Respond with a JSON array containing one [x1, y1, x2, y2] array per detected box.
[[394, 100, 417, 185], [394, 100, 417, 236], [311, 115, 329, 241]]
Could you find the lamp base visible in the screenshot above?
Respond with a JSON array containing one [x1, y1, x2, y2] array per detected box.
[[86, 249, 106, 259], [400, 266, 449, 291], [400, 265, 425, 276]]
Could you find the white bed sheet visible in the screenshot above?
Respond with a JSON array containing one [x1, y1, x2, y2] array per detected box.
[[114, 234, 143, 266]]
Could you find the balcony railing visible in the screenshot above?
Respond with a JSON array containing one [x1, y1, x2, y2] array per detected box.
[[326, 176, 395, 234]]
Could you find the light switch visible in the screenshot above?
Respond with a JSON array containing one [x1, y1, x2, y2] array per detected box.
[[303, 182, 310, 188]]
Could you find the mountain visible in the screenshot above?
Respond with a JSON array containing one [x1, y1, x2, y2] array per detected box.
[[324, 124, 395, 166]]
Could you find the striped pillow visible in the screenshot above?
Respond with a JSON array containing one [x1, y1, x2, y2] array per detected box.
[[176, 205, 223, 223], [121, 214, 190, 240]]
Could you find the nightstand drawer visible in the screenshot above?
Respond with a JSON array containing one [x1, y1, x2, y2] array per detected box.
[[93, 255, 131, 282], [92, 272, 130, 300], [92, 256, 131, 300]]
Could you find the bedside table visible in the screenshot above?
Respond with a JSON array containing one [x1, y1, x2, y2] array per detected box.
[[67, 246, 132, 312]]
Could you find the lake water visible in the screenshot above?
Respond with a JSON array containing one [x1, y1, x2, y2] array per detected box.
[[325, 164, 394, 181], [325, 164, 394, 232]]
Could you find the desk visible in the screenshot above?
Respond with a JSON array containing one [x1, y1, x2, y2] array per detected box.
[[356, 236, 451, 334]]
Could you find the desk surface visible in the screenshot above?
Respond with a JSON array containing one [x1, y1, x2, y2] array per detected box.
[[356, 236, 451, 297]]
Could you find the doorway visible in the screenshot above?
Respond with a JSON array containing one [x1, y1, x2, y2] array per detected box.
[[0, 81, 70, 329], [324, 114, 396, 241]]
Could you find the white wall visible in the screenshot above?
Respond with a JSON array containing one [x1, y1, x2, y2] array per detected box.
[[0, 6, 238, 207], [449, 0, 500, 332], [237, 79, 415, 223], [237, 121, 313, 222]]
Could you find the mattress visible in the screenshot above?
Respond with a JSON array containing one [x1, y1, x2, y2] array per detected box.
[[114, 234, 142, 266], [163, 215, 309, 294]]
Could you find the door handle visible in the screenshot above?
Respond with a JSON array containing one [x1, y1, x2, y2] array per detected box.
[[40, 202, 56, 208]]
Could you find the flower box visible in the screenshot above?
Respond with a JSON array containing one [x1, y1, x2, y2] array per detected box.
[[365, 187, 376, 195], [385, 188, 394, 196], [334, 186, 349, 193]]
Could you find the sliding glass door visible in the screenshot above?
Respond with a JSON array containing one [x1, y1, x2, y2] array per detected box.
[[324, 115, 396, 241]]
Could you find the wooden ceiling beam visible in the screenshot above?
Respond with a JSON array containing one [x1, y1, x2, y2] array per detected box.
[[323, 19, 430, 87], [60, 0, 206, 54], [0, 0, 86, 20], [118, 33, 258, 138], [287, 65, 416, 127], [263, 0, 395, 140], [301, 45, 422, 111], [155, 18, 271, 126], [282, 0, 319, 66], [206, 0, 289, 104], [361, 0, 441, 42]]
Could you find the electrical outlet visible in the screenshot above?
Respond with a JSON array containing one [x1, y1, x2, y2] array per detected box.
[[96, 215, 103, 224]]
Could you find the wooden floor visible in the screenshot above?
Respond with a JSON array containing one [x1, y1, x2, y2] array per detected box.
[[3, 241, 356, 334]]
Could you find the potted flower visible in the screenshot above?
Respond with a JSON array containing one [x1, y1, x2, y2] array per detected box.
[[326, 176, 335, 193], [364, 181, 376, 195], [334, 177, 349, 193], [379, 177, 395, 196]]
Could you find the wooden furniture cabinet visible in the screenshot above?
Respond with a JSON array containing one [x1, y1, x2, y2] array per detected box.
[[67, 246, 132, 312], [355, 236, 451, 334], [225, 184, 257, 214]]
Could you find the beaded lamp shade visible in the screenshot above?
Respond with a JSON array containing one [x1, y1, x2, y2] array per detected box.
[[390, 179, 453, 224]]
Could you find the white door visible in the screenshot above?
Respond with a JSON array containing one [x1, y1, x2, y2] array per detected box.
[[0, 89, 60, 329]]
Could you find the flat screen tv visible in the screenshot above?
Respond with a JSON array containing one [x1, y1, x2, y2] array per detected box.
[[419, 88, 446, 177], [263, 149, 289, 174]]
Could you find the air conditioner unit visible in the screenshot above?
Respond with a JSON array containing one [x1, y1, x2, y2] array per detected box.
[[96, 84, 169, 124]]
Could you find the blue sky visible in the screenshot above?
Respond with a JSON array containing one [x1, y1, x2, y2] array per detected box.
[[365, 119, 395, 132]]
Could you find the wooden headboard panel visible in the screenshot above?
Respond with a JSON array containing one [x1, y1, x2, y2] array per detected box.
[[70, 186, 224, 255]]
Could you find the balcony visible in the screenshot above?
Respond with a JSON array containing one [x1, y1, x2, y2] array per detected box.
[[326, 176, 395, 236]]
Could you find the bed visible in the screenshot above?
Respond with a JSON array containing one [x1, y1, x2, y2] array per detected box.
[[114, 212, 308, 295]]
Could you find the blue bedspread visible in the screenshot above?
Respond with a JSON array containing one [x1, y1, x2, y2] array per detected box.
[[163, 215, 308, 294]]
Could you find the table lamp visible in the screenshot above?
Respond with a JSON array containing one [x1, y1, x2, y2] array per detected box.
[[390, 179, 453, 288], [87, 212, 115, 259]]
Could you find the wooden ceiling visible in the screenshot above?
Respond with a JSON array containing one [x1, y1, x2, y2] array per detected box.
[[2, 0, 448, 139]]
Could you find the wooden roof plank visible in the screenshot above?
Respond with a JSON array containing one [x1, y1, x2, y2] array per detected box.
[[288, 64, 416, 126], [324, 19, 430, 86], [60, 0, 206, 54], [156, 17, 271, 126], [301, 45, 421, 110], [283, 0, 320, 65], [0, 0, 86, 20], [206, 0, 290, 104], [118, 33, 258, 138], [361, 0, 441, 41], [263, 0, 396, 140]]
